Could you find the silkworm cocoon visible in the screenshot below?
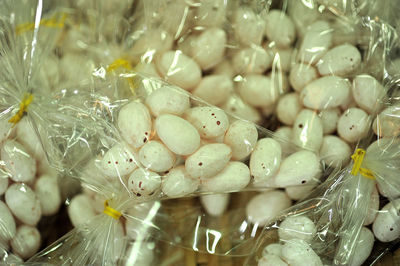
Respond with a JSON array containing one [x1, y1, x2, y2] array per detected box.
[[221, 94, 261, 124], [281, 239, 323, 266], [201, 162, 250, 193], [246, 190, 291, 226], [317, 44, 361, 77], [34, 174, 61, 216], [364, 186, 379, 226], [156, 114, 201, 155], [224, 120, 258, 161], [16, 117, 45, 160], [276, 93, 302, 126], [232, 46, 272, 75], [237, 75, 280, 108], [297, 20, 332, 65], [145, 86, 190, 117], [287, 0, 319, 37], [139, 141, 175, 173], [68, 194, 97, 227], [130, 29, 173, 63], [352, 74, 385, 114], [185, 143, 231, 179], [194, 0, 226, 27], [258, 254, 288, 266], [300, 76, 351, 110], [0, 200, 16, 243], [278, 215, 317, 243], [156, 51, 202, 90], [266, 44, 293, 72], [372, 199, 400, 242], [128, 169, 161, 197], [161, 166, 199, 198], [373, 105, 400, 137], [273, 127, 293, 154], [213, 59, 235, 78], [319, 136, 351, 168], [10, 225, 41, 260], [5, 183, 41, 226], [192, 75, 233, 106], [262, 243, 283, 257], [99, 143, 138, 178], [337, 108, 369, 143], [233, 8, 265, 46], [274, 150, 321, 187], [265, 10, 296, 48], [292, 109, 323, 151], [118, 102, 152, 149], [289, 63, 318, 92], [250, 138, 282, 184], [184, 107, 229, 139], [318, 108, 341, 135], [200, 193, 230, 217], [285, 181, 317, 201], [1, 140, 36, 183], [191, 28, 226, 70], [350, 227, 374, 266]]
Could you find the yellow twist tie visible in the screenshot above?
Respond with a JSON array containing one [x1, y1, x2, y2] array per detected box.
[[106, 58, 137, 95], [103, 200, 122, 220], [15, 13, 67, 35], [8, 94, 34, 126], [350, 149, 375, 180]]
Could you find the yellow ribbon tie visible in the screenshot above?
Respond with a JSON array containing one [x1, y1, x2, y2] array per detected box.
[[103, 200, 122, 220], [8, 94, 34, 126], [106, 58, 137, 95], [350, 149, 375, 180], [15, 13, 67, 35]]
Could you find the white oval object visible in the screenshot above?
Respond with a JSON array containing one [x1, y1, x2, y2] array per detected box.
[[237, 75, 280, 108], [213, 59, 235, 78], [372, 199, 400, 242], [262, 243, 283, 257], [318, 108, 341, 135], [250, 138, 282, 183], [192, 75, 233, 106], [68, 194, 97, 227], [265, 43, 293, 72], [350, 227, 374, 266], [16, 117, 45, 160], [364, 186, 379, 226], [352, 74, 384, 114], [288, 0, 319, 36], [185, 143, 231, 179], [232, 46, 272, 74], [155, 114, 200, 155], [274, 150, 320, 187], [0, 176, 8, 196], [337, 108, 369, 143], [278, 215, 317, 243], [118, 102, 152, 149], [5, 183, 41, 226], [128, 169, 161, 197], [201, 162, 250, 193], [319, 136, 351, 168], [184, 107, 229, 139], [224, 120, 258, 161], [34, 174, 61, 216], [289, 64, 318, 92], [265, 10, 295, 48], [145, 86, 190, 117], [156, 51, 202, 90], [301, 76, 351, 110], [246, 190, 291, 226], [139, 141, 175, 172], [221, 94, 261, 123], [130, 29, 173, 63], [297, 20, 332, 65], [200, 194, 230, 217], [161, 166, 199, 198], [99, 143, 137, 178], [191, 28, 226, 70], [273, 127, 293, 154], [258, 254, 288, 266], [0, 201, 16, 243], [281, 239, 323, 266], [276, 93, 302, 126], [285, 182, 317, 201], [317, 44, 361, 76], [194, 0, 226, 27], [233, 8, 265, 46], [10, 225, 41, 260], [292, 109, 323, 151], [1, 139, 36, 183]]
